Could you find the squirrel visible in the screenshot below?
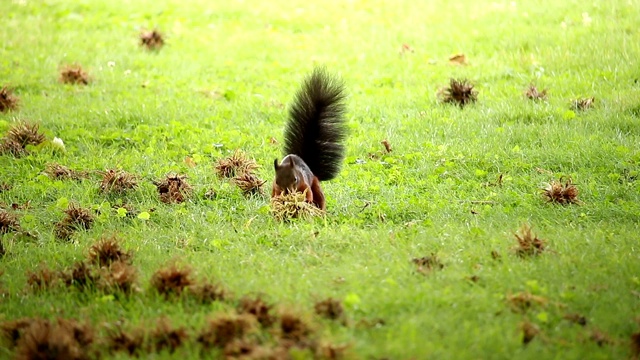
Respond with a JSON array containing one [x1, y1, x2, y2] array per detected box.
[[272, 68, 347, 211]]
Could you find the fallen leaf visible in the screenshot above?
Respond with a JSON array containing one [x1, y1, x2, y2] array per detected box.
[[449, 54, 467, 65], [184, 157, 196, 168]]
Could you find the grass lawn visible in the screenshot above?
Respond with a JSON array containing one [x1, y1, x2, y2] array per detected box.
[[1, 0, 639, 358]]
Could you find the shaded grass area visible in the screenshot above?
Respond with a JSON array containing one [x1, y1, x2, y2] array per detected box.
[[1, 0, 640, 358]]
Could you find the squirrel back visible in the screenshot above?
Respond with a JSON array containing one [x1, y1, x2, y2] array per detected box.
[[283, 67, 347, 181]]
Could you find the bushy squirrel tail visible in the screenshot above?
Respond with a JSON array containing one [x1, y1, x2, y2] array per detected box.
[[283, 67, 347, 181]]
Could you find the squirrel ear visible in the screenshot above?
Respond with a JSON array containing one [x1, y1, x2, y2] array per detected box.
[[273, 158, 279, 171]]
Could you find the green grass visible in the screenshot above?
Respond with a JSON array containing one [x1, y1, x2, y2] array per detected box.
[[1, 0, 640, 358]]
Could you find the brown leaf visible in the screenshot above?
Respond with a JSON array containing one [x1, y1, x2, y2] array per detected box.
[[449, 54, 467, 65]]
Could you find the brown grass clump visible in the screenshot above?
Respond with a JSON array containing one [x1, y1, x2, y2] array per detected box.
[[98, 169, 138, 194], [13, 318, 94, 360], [0, 86, 19, 112], [196, 313, 256, 349], [590, 329, 613, 346], [542, 178, 579, 205], [513, 224, 547, 257], [232, 172, 267, 196], [104, 324, 145, 356], [520, 321, 540, 344], [140, 29, 165, 50], [438, 78, 478, 108], [316, 342, 350, 359], [88, 236, 132, 266], [215, 150, 259, 178], [54, 203, 95, 240], [154, 173, 193, 204], [0, 210, 20, 234], [5, 121, 46, 148], [270, 191, 325, 221], [149, 318, 189, 353], [59, 261, 99, 289], [59, 64, 90, 85], [44, 163, 88, 180], [411, 254, 444, 275], [99, 261, 139, 294], [238, 296, 277, 328], [277, 312, 313, 349], [1, 318, 35, 347], [563, 313, 587, 326], [506, 291, 548, 313], [631, 332, 640, 359], [223, 338, 282, 359], [524, 84, 548, 101], [314, 298, 345, 322], [188, 281, 228, 303], [150, 263, 194, 298], [26, 265, 59, 291], [571, 97, 595, 111], [0, 138, 26, 157]]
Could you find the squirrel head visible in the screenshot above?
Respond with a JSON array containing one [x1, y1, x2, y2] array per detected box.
[[274, 157, 300, 193]]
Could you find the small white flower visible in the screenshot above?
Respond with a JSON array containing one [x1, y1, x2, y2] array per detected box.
[[582, 12, 592, 26], [108, 61, 116, 67], [52, 137, 66, 151], [124, 69, 131, 75]]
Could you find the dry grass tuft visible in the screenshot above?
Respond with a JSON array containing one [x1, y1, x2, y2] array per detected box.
[[188, 281, 228, 303], [238, 296, 277, 328], [44, 163, 88, 180], [196, 313, 256, 349], [26, 265, 59, 291], [520, 321, 540, 344], [411, 254, 444, 274], [99, 261, 139, 294], [214, 150, 259, 178], [1, 318, 35, 347], [542, 178, 579, 205], [0, 138, 26, 157], [54, 203, 95, 240], [140, 29, 165, 50], [5, 121, 46, 148], [98, 169, 139, 194], [104, 324, 145, 356], [316, 342, 350, 359], [631, 332, 640, 359], [88, 236, 132, 266], [0, 210, 20, 234], [438, 78, 478, 108], [571, 97, 595, 111], [563, 313, 587, 327], [149, 318, 189, 353], [223, 338, 282, 359], [590, 329, 613, 346], [314, 298, 345, 322], [232, 172, 266, 196], [150, 263, 194, 298], [0, 86, 19, 112], [59, 261, 99, 289], [270, 191, 325, 221], [59, 65, 90, 85], [154, 173, 193, 204], [11, 318, 94, 360], [506, 291, 548, 313], [524, 84, 548, 101], [276, 312, 313, 349], [513, 224, 547, 257]]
